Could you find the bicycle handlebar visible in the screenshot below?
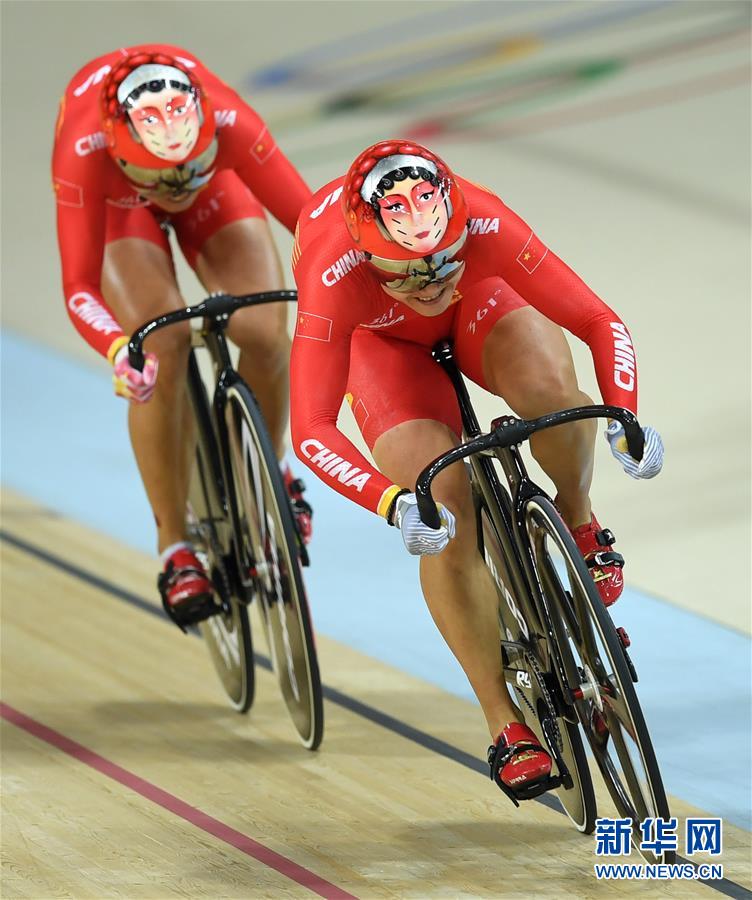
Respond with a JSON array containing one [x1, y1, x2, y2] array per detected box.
[[127, 290, 298, 370], [415, 405, 644, 529]]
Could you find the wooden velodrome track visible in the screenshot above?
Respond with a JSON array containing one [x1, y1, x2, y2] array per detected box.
[[2, 487, 750, 899]]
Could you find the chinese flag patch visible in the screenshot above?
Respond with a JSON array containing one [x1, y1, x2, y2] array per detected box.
[[295, 312, 332, 342], [53, 178, 84, 207], [516, 232, 548, 274], [250, 127, 277, 164]]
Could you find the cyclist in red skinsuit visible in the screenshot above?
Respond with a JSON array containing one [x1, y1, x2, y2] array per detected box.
[[52, 45, 313, 627], [291, 141, 664, 802]]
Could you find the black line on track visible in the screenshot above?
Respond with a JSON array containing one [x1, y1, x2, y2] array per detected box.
[[2, 528, 749, 899]]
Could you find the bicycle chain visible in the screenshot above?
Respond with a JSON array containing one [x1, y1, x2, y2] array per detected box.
[[513, 647, 564, 755]]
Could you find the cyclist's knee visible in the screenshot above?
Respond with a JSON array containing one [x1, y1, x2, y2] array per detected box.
[[144, 319, 191, 375], [508, 365, 581, 419], [234, 321, 290, 373], [432, 471, 475, 544]]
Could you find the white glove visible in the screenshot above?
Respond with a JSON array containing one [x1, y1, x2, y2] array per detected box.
[[393, 493, 456, 556], [605, 420, 664, 479]]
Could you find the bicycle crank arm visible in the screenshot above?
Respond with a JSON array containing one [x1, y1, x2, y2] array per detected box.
[[540, 715, 574, 790], [500, 639, 527, 666]]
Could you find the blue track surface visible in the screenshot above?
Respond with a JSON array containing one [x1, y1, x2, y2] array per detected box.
[[2, 329, 749, 829]]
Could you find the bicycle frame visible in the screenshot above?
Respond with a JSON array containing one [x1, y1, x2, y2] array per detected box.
[[427, 340, 641, 719], [130, 290, 298, 604]]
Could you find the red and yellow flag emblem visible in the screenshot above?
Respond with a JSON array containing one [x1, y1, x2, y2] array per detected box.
[[295, 312, 332, 342], [516, 232, 548, 274]]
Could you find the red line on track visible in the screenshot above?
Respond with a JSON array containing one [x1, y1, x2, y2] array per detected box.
[[1, 701, 357, 900]]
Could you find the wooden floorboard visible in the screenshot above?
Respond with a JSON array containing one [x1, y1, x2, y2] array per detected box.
[[2, 489, 749, 898]]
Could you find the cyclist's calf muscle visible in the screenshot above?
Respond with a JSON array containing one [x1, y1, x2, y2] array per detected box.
[[373, 418, 520, 735]]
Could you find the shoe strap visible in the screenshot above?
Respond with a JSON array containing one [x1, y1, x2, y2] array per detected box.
[[159, 560, 207, 591], [487, 735, 547, 774], [586, 550, 624, 570]]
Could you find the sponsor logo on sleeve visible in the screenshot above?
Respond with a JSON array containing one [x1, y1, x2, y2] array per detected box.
[[299, 439, 371, 492], [322, 249, 366, 286], [610, 322, 636, 391]]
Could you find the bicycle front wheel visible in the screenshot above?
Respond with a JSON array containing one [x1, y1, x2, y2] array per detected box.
[[525, 496, 672, 863], [187, 357, 255, 714], [225, 381, 323, 750]]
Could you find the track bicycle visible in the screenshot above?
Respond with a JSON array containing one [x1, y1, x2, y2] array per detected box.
[[129, 290, 324, 751], [415, 340, 672, 862]]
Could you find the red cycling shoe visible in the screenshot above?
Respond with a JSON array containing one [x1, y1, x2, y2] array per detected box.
[[488, 721, 553, 806], [157, 546, 217, 631], [282, 465, 313, 545], [570, 513, 624, 607]]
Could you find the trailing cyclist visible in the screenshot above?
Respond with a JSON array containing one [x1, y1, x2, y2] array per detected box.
[[290, 140, 664, 802], [52, 45, 313, 628]]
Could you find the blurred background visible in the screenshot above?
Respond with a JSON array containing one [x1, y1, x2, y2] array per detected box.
[[2, 0, 750, 827]]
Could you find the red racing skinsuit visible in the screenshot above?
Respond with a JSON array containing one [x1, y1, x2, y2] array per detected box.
[[52, 43, 311, 360], [291, 177, 639, 519]]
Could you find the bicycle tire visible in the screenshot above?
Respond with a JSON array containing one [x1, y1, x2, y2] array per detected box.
[[479, 504, 596, 833], [224, 381, 324, 750], [524, 496, 673, 863], [186, 366, 256, 713]]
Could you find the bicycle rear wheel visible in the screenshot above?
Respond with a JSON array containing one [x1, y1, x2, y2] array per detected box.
[[187, 409, 255, 714], [480, 504, 596, 833], [225, 381, 323, 750], [524, 496, 672, 863]]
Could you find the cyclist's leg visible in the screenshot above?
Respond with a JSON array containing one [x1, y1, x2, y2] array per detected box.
[[173, 171, 288, 458], [348, 331, 521, 738], [454, 278, 597, 529], [101, 205, 194, 553]]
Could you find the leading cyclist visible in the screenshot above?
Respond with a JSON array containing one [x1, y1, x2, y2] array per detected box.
[[52, 45, 313, 629], [290, 140, 664, 803]]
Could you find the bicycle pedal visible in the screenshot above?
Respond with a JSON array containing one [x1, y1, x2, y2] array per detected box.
[[616, 626, 631, 648], [161, 592, 222, 633], [511, 773, 563, 803]]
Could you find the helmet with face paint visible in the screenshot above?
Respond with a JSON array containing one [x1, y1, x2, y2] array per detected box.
[[100, 51, 217, 199], [342, 140, 468, 292]]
